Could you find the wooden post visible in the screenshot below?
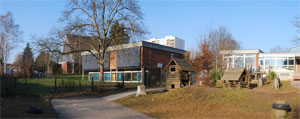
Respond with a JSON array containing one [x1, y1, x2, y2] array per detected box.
[[247, 71, 250, 88], [237, 81, 241, 89], [91, 77, 94, 91], [62, 79, 65, 92], [82, 69, 84, 80], [141, 67, 144, 85], [228, 82, 231, 89], [116, 68, 118, 82], [79, 80, 81, 90]]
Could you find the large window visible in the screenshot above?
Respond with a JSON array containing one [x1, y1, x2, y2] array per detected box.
[[234, 57, 244, 68], [224, 54, 295, 72], [288, 57, 294, 65], [225, 54, 256, 69], [245, 57, 255, 66], [264, 57, 276, 70], [277, 58, 288, 66], [124, 73, 131, 81], [117, 73, 123, 81], [259, 56, 295, 71], [104, 73, 111, 81], [132, 72, 140, 81]]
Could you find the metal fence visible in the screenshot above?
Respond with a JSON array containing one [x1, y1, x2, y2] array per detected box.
[[1, 76, 140, 97]]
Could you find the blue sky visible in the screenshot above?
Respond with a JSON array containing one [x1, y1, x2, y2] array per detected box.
[[1, 0, 299, 63]]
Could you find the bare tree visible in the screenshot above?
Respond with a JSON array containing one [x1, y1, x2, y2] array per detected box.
[[270, 46, 289, 53], [35, 0, 145, 81], [0, 12, 21, 76], [200, 26, 240, 67], [293, 17, 300, 45]]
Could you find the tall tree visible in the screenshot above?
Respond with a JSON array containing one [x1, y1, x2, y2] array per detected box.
[[22, 43, 34, 78], [35, 51, 50, 74], [35, 0, 146, 81], [109, 20, 130, 45], [0, 12, 21, 76], [201, 26, 240, 67]]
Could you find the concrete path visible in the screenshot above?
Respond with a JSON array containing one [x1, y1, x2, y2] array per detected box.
[[51, 88, 164, 119], [103, 88, 164, 101]]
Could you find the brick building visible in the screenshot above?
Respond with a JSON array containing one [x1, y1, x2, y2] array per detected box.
[[81, 41, 189, 86]]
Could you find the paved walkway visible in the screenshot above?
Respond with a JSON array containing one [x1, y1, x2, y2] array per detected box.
[[51, 88, 164, 119]]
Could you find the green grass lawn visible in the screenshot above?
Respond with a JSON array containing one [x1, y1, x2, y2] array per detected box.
[[14, 75, 142, 96], [115, 82, 300, 119]]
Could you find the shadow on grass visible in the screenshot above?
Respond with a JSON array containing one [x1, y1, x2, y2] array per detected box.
[[1, 96, 56, 118]]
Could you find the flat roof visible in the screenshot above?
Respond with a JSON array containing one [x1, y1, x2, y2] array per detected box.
[[221, 49, 300, 57], [81, 41, 186, 55], [220, 49, 263, 54], [259, 53, 300, 57]]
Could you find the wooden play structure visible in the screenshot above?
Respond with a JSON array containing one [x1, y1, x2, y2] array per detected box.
[[221, 68, 252, 89], [164, 57, 194, 90]]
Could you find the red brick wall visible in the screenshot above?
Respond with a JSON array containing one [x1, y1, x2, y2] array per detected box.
[[142, 47, 174, 69], [61, 62, 68, 74], [110, 50, 117, 69], [60, 62, 75, 74]]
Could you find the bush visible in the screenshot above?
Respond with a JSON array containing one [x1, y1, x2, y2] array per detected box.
[[267, 70, 277, 82], [208, 67, 223, 81]]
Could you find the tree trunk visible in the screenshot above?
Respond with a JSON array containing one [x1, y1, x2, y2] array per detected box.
[[72, 62, 75, 74], [99, 49, 105, 82], [3, 38, 7, 75], [0, 61, 3, 76], [99, 62, 106, 91], [99, 63, 104, 82], [71, 53, 75, 74]]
